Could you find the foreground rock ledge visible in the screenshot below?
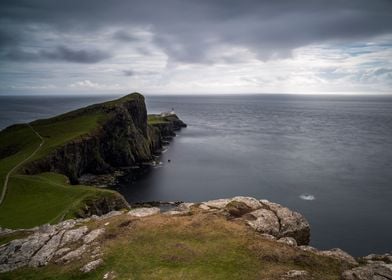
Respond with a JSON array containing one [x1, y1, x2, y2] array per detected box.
[[0, 196, 390, 279]]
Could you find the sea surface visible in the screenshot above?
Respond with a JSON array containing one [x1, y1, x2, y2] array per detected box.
[[1, 94, 392, 256]]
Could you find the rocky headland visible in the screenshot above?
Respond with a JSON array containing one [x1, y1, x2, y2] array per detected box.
[[1, 196, 391, 279]]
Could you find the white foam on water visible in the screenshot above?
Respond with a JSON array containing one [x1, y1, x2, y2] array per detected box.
[[299, 194, 315, 201]]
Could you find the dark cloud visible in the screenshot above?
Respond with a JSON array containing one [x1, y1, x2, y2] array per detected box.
[[40, 46, 110, 63], [123, 70, 135, 76], [113, 30, 139, 42], [122, 69, 158, 76], [3, 46, 110, 63], [0, 0, 391, 63]]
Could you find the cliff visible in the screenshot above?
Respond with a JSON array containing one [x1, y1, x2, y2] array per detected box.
[[2, 196, 388, 279], [0, 93, 186, 229], [21, 93, 186, 184]]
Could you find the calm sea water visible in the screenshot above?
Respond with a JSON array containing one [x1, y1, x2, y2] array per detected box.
[[1, 94, 392, 256]]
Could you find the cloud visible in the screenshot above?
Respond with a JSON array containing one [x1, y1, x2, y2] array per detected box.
[[113, 30, 139, 42], [123, 70, 135, 76], [0, 0, 391, 63], [69, 80, 123, 90], [3, 46, 110, 63]]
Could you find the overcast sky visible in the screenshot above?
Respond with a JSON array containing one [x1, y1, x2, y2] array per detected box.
[[0, 0, 391, 95]]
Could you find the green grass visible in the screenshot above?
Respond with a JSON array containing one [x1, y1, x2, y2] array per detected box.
[[0, 94, 143, 229], [0, 173, 118, 229], [1, 212, 348, 279], [148, 114, 169, 125]]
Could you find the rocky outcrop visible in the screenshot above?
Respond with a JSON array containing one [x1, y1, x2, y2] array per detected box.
[[21, 93, 186, 184], [1, 196, 382, 275], [0, 213, 111, 273], [192, 196, 310, 245], [342, 253, 392, 280]]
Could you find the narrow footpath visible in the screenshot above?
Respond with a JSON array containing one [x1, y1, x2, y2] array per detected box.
[[0, 124, 44, 206]]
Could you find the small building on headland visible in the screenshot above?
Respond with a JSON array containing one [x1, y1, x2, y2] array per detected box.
[[160, 108, 176, 117]]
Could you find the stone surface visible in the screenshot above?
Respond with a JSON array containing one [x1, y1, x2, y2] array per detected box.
[[225, 201, 253, 217], [29, 230, 65, 267], [128, 207, 160, 217], [80, 258, 103, 273], [231, 196, 262, 210], [342, 263, 392, 280], [246, 209, 280, 236], [57, 245, 88, 264], [260, 199, 310, 245], [320, 248, 358, 266], [203, 199, 231, 209], [281, 270, 310, 279], [278, 237, 298, 246], [83, 228, 105, 244], [60, 226, 88, 247]]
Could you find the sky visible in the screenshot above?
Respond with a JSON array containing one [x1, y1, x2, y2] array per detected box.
[[0, 0, 391, 95]]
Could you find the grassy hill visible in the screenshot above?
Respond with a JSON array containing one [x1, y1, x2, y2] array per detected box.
[[0, 94, 146, 229]]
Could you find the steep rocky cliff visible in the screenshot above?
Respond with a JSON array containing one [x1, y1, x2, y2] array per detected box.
[[21, 93, 186, 184]]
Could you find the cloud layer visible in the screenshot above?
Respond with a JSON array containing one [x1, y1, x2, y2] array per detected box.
[[0, 0, 391, 94]]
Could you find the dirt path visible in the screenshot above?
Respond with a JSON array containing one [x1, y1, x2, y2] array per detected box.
[[0, 124, 44, 206]]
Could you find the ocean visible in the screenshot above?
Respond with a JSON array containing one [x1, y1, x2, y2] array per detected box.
[[1, 94, 391, 256]]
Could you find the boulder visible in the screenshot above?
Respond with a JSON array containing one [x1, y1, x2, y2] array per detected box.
[[203, 199, 231, 209], [280, 270, 310, 279], [342, 263, 392, 280], [246, 209, 280, 236], [320, 248, 358, 266], [260, 199, 310, 245], [80, 258, 103, 273], [225, 201, 253, 217], [83, 228, 105, 244], [278, 237, 298, 246], [128, 207, 160, 217]]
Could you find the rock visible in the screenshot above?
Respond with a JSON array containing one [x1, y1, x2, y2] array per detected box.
[[176, 203, 194, 211], [29, 230, 65, 267], [231, 196, 262, 210], [342, 263, 392, 280], [259, 234, 277, 240], [57, 245, 88, 264], [320, 248, 358, 266], [278, 237, 298, 246], [203, 199, 231, 209], [92, 211, 123, 221], [225, 201, 253, 217], [128, 207, 160, 217], [163, 210, 186, 216], [103, 271, 118, 279], [83, 228, 105, 244], [198, 204, 211, 210], [60, 226, 88, 247], [260, 199, 310, 245], [80, 258, 103, 273], [246, 209, 280, 236], [54, 247, 71, 258], [0, 231, 53, 272], [363, 253, 392, 264], [298, 246, 358, 266], [281, 270, 310, 279]]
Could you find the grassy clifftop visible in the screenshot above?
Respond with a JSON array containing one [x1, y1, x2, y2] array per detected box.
[[0, 93, 148, 229]]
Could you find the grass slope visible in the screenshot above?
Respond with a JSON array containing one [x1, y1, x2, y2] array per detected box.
[[0, 94, 141, 229], [1, 211, 348, 279]]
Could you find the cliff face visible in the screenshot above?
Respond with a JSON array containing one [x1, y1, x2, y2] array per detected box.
[[22, 93, 186, 184]]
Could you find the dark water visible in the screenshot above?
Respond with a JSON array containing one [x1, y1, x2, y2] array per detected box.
[[1, 94, 392, 256]]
